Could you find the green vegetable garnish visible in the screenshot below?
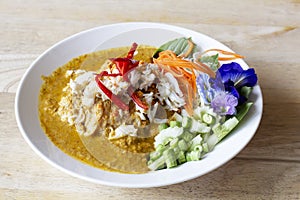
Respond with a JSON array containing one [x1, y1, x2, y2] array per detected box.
[[153, 37, 198, 58]]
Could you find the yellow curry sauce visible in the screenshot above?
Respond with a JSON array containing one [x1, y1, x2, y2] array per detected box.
[[39, 46, 157, 173]]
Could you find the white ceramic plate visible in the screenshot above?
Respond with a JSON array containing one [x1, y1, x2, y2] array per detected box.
[[15, 22, 263, 188]]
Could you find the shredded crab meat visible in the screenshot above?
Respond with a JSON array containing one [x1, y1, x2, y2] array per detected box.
[[130, 64, 186, 112], [57, 61, 186, 139], [108, 124, 138, 140]]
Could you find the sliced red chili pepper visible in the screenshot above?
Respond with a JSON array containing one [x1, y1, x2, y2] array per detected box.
[[95, 74, 129, 111], [128, 86, 148, 110], [109, 58, 139, 82], [95, 43, 145, 111], [109, 43, 139, 81], [127, 42, 138, 59]]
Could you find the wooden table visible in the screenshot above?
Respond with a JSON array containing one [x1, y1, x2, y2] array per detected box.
[[1, 0, 299, 199]]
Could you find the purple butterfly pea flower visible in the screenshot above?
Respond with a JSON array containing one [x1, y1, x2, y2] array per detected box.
[[196, 73, 238, 115], [218, 62, 257, 105], [211, 92, 238, 115], [196, 62, 257, 115], [218, 62, 257, 88], [196, 73, 215, 104]]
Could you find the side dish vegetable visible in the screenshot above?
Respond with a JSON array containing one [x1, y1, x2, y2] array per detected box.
[[147, 37, 257, 170]]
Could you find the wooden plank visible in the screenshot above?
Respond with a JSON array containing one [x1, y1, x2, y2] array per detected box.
[[237, 103, 300, 161], [1, 159, 299, 199], [1, 22, 299, 63], [0, 55, 32, 93], [1, 1, 299, 60], [1, 0, 299, 27]]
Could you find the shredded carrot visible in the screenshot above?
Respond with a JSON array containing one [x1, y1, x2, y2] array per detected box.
[[161, 65, 184, 78], [154, 51, 215, 77], [153, 50, 215, 115], [182, 78, 194, 115], [193, 61, 216, 78], [202, 49, 244, 61]]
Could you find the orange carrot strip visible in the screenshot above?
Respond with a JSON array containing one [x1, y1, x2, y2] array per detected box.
[[193, 61, 216, 78], [180, 39, 194, 58], [178, 77, 194, 116], [154, 61, 184, 78], [218, 57, 243, 61], [202, 49, 244, 60], [154, 56, 215, 78]]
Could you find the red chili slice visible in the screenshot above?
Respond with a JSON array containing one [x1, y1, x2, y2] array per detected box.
[[128, 86, 148, 110], [95, 43, 146, 111], [95, 74, 129, 111], [109, 58, 139, 81], [127, 42, 138, 59]]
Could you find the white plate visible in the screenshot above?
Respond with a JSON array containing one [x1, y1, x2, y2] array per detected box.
[[15, 22, 263, 188]]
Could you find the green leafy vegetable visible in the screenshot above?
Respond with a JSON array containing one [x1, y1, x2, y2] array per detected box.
[[153, 37, 198, 58], [240, 86, 253, 99], [236, 102, 253, 121], [199, 54, 220, 71]]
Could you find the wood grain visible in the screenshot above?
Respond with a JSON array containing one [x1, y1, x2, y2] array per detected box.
[[1, 0, 300, 199]]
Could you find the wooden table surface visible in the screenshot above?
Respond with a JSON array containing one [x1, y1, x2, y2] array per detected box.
[[1, 0, 300, 199]]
